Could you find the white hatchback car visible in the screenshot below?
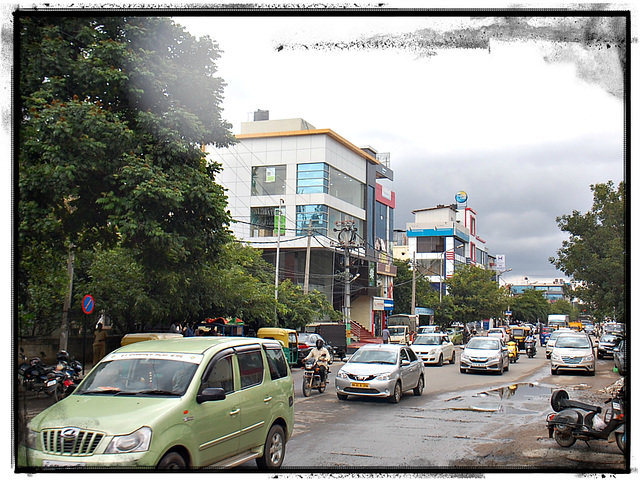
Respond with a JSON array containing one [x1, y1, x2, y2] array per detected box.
[[411, 333, 455, 366], [486, 328, 508, 342]]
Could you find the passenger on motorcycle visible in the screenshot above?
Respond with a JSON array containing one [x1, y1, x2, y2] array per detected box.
[[303, 339, 331, 386]]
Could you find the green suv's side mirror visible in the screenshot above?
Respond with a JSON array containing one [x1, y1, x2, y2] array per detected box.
[[197, 387, 226, 404]]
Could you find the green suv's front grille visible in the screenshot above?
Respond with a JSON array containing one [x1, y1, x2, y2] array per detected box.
[[41, 428, 104, 456]]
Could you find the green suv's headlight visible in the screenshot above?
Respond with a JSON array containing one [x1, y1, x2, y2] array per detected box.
[[25, 428, 38, 449], [105, 427, 152, 454]]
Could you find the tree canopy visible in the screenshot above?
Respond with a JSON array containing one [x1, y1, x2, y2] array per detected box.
[[445, 265, 509, 325], [550, 181, 626, 322], [17, 16, 339, 338]]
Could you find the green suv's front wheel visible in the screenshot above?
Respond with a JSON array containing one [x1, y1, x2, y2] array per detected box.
[[157, 451, 187, 469], [256, 424, 285, 470]]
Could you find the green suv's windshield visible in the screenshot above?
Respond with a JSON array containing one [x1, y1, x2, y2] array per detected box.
[[76, 356, 200, 396]]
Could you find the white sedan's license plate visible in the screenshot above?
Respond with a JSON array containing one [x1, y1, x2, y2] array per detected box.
[[351, 382, 369, 388], [43, 460, 86, 467]]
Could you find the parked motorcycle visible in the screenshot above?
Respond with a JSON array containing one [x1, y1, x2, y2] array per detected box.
[[302, 359, 328, 397], [525, 339, 537, 358], [507, 341, 519, 363], [17, 354, 60, 401], [546, 383, 626, 453]]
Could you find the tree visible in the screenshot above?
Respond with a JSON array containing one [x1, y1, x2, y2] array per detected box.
[[18, 16, 235, 336], [445, 265, 509, 326], [510, 289, 549, 324], [550, 181, 626, 322]]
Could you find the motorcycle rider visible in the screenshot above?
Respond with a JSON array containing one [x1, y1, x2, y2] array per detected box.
[[304, 339, 331, 387]]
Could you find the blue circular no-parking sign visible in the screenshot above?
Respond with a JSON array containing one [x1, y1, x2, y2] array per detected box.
[[82, 294, 95, 315]]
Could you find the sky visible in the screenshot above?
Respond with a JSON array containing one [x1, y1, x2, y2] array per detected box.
[[173, 11, 629, 285]]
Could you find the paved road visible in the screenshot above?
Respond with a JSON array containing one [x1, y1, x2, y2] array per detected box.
[[16, 344, 628, 473], [283, 346, 627, 472]]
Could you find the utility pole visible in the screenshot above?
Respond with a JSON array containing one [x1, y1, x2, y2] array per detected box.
[[304, 219, 312, 294], [333, 220, 360, 346], [411, 251, 416, 315]]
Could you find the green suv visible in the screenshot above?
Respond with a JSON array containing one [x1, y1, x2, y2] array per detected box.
[[19, 337, 294, 470]]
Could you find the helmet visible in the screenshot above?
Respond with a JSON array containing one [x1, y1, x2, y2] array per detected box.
[[316, 338, 324, 349]]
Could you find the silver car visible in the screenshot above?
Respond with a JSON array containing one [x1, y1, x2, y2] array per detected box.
[[550, 333, 596, 375], [460, 337, 509, 374], [545, 328, 573, 358], [335, 344, 425, 403]]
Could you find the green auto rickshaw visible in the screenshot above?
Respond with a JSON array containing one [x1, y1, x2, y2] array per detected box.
[[257, 327, 299, 366]]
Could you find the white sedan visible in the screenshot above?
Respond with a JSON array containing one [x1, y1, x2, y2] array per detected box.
[[411, 333, 456, 366]]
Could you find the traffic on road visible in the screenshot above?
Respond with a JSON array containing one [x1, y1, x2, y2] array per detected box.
[[17, 321, 627, 473]]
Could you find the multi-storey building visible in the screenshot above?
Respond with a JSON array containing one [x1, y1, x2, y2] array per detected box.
[[206, 113, 396, 340], [393, 202, 494, 298]]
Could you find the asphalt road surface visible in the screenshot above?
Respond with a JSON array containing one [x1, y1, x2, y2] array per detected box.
[[16, 344, 628, 474], [282, 345, 628, 473]]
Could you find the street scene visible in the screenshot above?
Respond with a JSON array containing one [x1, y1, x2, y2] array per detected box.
[[14, 9, 629, 476], [18, 327, 627, 472]]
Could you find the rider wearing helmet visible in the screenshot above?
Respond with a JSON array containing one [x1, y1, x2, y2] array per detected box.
[[304, 338, 331, 386]]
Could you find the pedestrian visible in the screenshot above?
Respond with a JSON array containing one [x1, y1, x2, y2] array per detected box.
[[183, 323, 194, 337], [170, 321, 181, 333], [93, 323, 108, 365], [382, 326, 390, 344]]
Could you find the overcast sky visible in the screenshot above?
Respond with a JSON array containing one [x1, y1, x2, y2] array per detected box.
[[173, 12, 626, 284]]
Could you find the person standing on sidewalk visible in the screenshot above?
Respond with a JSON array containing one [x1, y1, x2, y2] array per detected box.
[[382, 327, 390, 344], [93, 323, 108, 364]]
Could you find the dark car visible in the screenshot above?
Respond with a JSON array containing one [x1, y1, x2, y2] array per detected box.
[[613, 340, 626, 375], [596, 333, 622, 359], [298, 332, 334, 363]]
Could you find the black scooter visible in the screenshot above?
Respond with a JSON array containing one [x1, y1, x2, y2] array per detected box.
[[546, 384, 626, 453], [525, 339, 537, 358]]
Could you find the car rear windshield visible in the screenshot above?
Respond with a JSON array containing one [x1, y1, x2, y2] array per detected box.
[[412, 335, 442, 345], [467, 338, 499, 350]]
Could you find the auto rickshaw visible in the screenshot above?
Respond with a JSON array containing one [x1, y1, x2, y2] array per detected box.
[[510, 325, 531, 351], [257, 327, 299, 366]]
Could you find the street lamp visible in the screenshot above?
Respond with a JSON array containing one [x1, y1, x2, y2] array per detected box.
[[274, 198, 285, 325]]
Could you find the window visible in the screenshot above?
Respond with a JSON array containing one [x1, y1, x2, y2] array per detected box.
[[406, 348, 418, 362], [264, 348, 289, 380], [297, 163, 365, 208], [237, 351, 264, 389], [252, 165, 286, 196], [416, 236, 445, 253], [297, 163, 328, 194], [251, 206, 286, 237], [202, 355, 235, 394], [296, 205, 328, 235]]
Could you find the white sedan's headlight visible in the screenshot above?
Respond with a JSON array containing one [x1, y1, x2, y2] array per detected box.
[[584, 354, 594, 362], [337, 371, 349, 379], [376, 372, 393, 381], [105, 427, 152, 454], [551, 352, 562, 361]]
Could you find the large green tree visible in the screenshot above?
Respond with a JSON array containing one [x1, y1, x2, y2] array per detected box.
[[18, 16, 235, 335], [510, 289, 549, 324], [445, 265, 509, 326], [550, 181, 626, 322]]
